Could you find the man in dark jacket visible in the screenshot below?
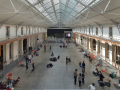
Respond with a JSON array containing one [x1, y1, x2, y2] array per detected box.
[[82, 61, 85, 72], [99, 71, 104, 82]]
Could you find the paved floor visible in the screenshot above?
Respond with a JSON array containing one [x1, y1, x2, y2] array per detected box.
[[3, 41, 117, 90]]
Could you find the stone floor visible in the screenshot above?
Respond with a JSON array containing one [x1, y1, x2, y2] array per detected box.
[[2, 41, 117, 90]]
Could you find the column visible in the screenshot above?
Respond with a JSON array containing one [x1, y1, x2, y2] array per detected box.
[[27, 37, 30, 52], [87, 37, 89, 50], [112, 45, 115, 66], [20, 39, 23, 55], [11, 42, 14, 60], [89, 38, 91, 50], [33, 36, 35, 48], [6, 43, 10, 64], [96, 40, 100, 55], [105, 42, 108, 58], [3, 44, 6, 69], [108, 43, 112, 64], [73, 33, 76, 42]]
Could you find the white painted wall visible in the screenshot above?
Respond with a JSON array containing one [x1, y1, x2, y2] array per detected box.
[[17, 27, 21, 36], [103, 26, 109, 38], [10, 26, 16, 37], [101, 43, 105, 57], [0, 26, 6, 38]]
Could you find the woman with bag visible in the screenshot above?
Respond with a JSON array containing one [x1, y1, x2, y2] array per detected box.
[[74, 69, 78, 85], [82, 70, 85, 84], [78, 73, 82, 88]]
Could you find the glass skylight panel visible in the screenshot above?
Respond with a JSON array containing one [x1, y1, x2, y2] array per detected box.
[[27, 0, 38, 5], [71, 11, 78, 16], [53, 0, 59, 5], [44, 2, 52, 9], [60, 4, 65, 10], [74, 3, 85, 12], [35, 4, 45, 12], [61, 0, 67, 5], [46, 7, 54, 12], [79, 0, 93, 5], [69, 0, 77, 5], [55, 4, 59, 10], [56, 9, 60, 13], [68, 2, 76, 9], [66, 7, 72, 13], [65, 13, 69, 16], [43, 0, 51, 4]]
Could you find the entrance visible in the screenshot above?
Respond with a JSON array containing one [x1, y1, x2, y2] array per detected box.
[[0, 45, 3, 63], [23, 39, 27, 51], [93, 39, 96, 50]]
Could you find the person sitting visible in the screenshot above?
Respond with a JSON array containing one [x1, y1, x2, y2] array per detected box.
[[50, 57, 57, 61], [47, 63, 53, 68], [6, 86, 11, 90], [13, 77, 20, 86], [19, 61, 25, 66], [57, 55, 60, 60], [93, 66, 98, 76], [51, 52, 54, 56], [60, 45, 62, 48], [79, 61, 82, 67], [0, 82, 5, 89]]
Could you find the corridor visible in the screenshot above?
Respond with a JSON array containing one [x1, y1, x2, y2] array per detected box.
[[3, 42, 115, 90]]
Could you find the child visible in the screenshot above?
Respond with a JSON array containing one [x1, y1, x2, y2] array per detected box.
[[79, 61, 82, 67]]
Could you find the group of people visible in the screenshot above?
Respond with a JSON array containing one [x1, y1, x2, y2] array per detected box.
[[0, 76, 21, 90], [74, 69, 85, 89], [66, 56, 71, 65], [26, 53, 35, 72]]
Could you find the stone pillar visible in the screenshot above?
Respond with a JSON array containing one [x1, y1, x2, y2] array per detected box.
[[20, 39, 23, 55], [3, 45, 6, 63], [96, 40, 100, 55], [6, 43, 10, 63], [33, 36, 35, 48], [11, 42, 14, 60], [27, 37, 30, 52], [112, 45, 115, 62], [108, 43, 112, 64], [105, 42, 108, 58], [87, 37, 89, 50], [89, 38, 91, 50]]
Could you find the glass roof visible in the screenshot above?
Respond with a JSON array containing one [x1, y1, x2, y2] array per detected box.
[[24, 0, 102, 27]]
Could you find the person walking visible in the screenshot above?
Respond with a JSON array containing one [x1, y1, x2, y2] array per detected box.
[[82, 70, 85, 84], [74, 69, 78, 85], [32, 63, 35, 71], [78, 73, 82, 88], [28, 54, 32, 64], [50, 46, 51, 50], [26, 61, 28, 72], [82, 61, 85, 72], [44, 45, 46, 52], [99, 71, 104, 82]]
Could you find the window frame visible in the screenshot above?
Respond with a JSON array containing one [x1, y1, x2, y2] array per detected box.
[[21, 27, 23, 35], [6, 26, 10, 38], [96, 27, 98, 35], [109, 27, 113, 38]]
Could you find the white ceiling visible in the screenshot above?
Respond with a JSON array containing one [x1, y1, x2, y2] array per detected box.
[[0, 0, 120, 28]]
